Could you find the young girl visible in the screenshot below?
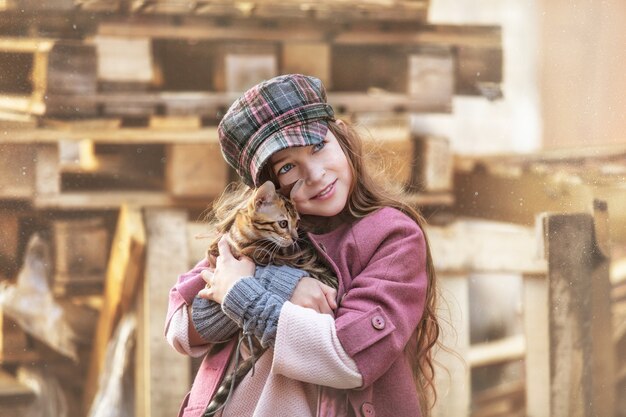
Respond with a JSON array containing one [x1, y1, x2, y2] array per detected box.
[[165, 74, 439, 417]]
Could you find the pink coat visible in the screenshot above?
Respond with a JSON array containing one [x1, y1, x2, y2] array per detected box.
[[166, 207, 428, 417]]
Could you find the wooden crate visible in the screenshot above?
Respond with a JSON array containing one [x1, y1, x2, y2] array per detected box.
[[52, 217, 110, 295]]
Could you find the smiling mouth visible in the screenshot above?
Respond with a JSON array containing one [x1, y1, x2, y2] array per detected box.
[[313, 180, 337, 199]]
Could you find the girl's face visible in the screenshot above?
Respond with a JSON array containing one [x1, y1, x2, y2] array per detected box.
[[269, 126, 353, 217]]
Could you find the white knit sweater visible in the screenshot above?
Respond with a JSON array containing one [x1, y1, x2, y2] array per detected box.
[[167, 301, 362, 416]]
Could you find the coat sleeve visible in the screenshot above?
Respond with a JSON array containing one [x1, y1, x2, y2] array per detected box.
[[334, 211, 428, 388]]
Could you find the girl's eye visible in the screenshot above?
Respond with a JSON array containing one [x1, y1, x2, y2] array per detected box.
[[278, 163, 293, 175], [313, 141, 326, 152], [278, 220, 288, 228]]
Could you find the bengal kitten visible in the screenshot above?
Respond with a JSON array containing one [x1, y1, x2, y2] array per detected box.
[[203, 180, 337, 416]]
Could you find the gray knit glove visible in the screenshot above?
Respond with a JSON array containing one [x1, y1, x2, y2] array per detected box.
[[191, 265, 307, 345]]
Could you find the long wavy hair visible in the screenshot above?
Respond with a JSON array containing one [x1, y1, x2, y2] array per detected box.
[[259, 119, 441, 414]]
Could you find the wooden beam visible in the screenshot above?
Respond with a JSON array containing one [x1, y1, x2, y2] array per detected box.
[[432, 274, 470, 417], [523, 274, 550, 417], [426, 219, 546, 275], [0, 369, 34, 406], [468, 334, 525, 368], [139, 209, 191, 417], [541, 209, 615, 417], [83, 205, 146, 413]]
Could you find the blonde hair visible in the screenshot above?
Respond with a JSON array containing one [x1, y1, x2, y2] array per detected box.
[[260, 119, 441, 413]]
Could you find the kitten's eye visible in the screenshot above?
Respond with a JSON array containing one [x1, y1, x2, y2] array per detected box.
[[278, 163, 294, 175], [278, 220, 288, 229]]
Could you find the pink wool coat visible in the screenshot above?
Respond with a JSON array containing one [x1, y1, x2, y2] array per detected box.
[[166, 207, 429, 417]]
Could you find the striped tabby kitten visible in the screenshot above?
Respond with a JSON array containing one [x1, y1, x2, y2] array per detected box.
[[203, 180, 337, 416]]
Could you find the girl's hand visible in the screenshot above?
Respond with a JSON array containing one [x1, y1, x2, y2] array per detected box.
[[198, 236, 255, 304], [290, 277, 338, 315]]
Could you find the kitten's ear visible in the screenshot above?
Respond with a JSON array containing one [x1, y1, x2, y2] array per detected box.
[[254, 181, 276, 208]]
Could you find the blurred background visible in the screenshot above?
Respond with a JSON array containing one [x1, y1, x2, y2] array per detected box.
[[0, 1, 624, 417]]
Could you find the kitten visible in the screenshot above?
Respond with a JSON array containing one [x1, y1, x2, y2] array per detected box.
[[203, 181, 337, 416]]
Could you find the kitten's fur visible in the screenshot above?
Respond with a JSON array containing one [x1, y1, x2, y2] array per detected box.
[[203, 181, 337, 416]]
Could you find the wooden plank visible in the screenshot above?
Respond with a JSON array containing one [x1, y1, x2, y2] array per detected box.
[[0, 211, 19, 277], [165, 143, 229, 199], [34, 144, 60, 196], [83, 205, 146, 413], [432, 274, 470, 417], [0, 369, 33, 406], [542, 210, 615, 417], [0, 308, 28, 357], [281, 42, 331, 88], [411, 135, 452, 192], [426, 219, 546, 275], [213, 42, 278, 92], [94, 36, 154, 84], [523, 274, 550, 417], [468, 334, 525, 368], [52, 217, 109, 295], [139, 209, 190, 417], [454, 162, 626, 246], [0, 144, 35, 199], [408, 48, 454, 112], [32, 191, 207, 209]]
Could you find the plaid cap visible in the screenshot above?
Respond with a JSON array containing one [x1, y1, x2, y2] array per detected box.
[[218, 74, 335, 187]]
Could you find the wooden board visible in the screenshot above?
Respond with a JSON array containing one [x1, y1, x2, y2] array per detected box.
[[52, 217, 109, 294], [83, 205, 146, 413], [213, 42, 278, 93], [166, 143, 229, 199], [138, 209, 191, 417], [281, 42, 331, 88], [0, 369, 33, 407], [0, 144, 35, 199], [541, 210, 615, 417]]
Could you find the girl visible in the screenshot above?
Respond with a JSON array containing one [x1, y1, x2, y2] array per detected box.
[[165, 74, 439, 417]]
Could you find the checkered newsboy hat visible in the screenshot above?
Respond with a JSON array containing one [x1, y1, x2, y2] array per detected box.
[[218, 74, 335, 187]]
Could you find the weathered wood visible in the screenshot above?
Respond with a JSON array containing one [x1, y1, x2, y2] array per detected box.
[[34, 144, 60, 196], [166, 143, 229, 199], [411, 135, 452, 192], [0, 144, 35, 199], [83, 205, 145, 413], [0, 211, 19, 277], [408, 48, 454, 112], [139, 209, 190, 417], [427, 219, 546, 275], [52, 217, 109, 295], [0, 308, 28, 357], [468, 334, 525, 368], [281, 42, 331, 88], [0, 369, 34, 407], [541, 209, 614, 417], [523, 274, 550, 417], [213, 42, 278, 92], [94, 36, 153, 84], [454, 158, 626, 246], [432, 274, 470, 417]]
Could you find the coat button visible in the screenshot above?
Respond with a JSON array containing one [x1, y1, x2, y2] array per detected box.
[[361, 402, 375, 417], [371, 315, 385, 330]]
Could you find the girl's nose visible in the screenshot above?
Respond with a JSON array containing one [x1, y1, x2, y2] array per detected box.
[[304, 164, 326, 185]]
